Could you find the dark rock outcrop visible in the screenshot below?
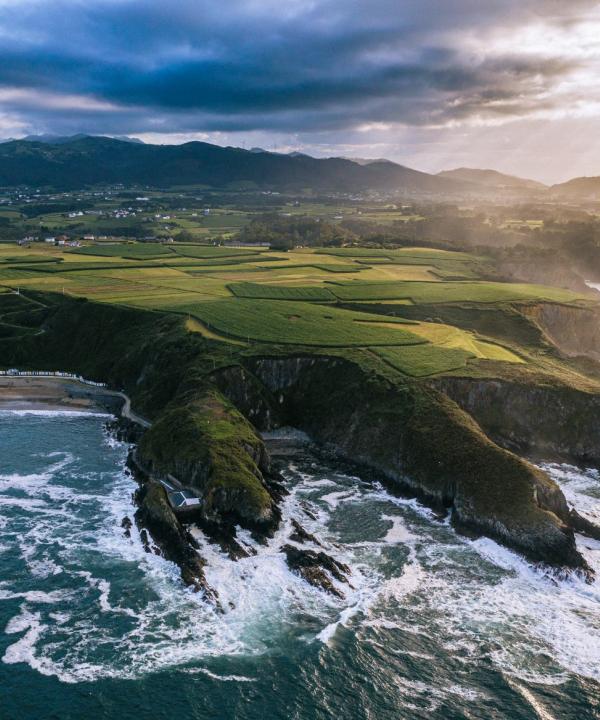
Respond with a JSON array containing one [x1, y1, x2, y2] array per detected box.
[[283, 544, 351, 597], [289, 518, 322, 546], [106, 416, 145, 444], [241, 356, 591, 571], [432, 376, 600, 465], [135, 481, 217, 600]]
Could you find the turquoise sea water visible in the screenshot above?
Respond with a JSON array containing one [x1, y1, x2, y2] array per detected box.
[[1, 411, 600, 719]]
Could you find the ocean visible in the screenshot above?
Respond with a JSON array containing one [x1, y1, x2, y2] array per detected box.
[[1, 411, 600, 719]]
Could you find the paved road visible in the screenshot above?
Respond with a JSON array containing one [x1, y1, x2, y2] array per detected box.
[[115, 391, 152, 429]]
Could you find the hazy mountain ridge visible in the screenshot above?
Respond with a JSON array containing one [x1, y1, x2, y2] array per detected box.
[[550, 176, 600, 199], [437, 167, 547, 191], [0, 135, 472, 193], [0, 135, 596, 197]]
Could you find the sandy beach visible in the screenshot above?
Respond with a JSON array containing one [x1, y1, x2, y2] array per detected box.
[[0, 377, 122, 413]]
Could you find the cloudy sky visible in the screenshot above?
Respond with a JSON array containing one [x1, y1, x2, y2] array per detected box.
[[1, 0, 599, 183]]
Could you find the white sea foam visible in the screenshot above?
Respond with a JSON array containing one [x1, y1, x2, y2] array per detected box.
[[381, 514, 417, 544], [506, 678, 559, 720], [0, 588, 68, 603], [179, 667, 256, 682], [391, 676, 488, 713], [320, 490, 362, 509], [541, 463, 600, 524], [2, 608, 85, 683], [3, 421, 600, 696]]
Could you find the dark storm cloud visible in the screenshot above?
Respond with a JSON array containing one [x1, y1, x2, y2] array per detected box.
[[0, 0, 595, 136]]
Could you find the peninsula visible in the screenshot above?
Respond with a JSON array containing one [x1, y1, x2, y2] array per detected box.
[[1, 233, 599, 593]]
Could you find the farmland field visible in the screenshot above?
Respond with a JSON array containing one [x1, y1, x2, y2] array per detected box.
[[228, 282, 336, 301], [0, 241, 594, 376], [373, 344, 473, 376], [71, 243, 173, 258], [165, 298, 424, 346], [329, 280, 586, 304]]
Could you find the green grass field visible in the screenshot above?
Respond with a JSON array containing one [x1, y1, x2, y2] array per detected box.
[[0, 240, 595, 377], [373, 344, 473, 376], [71, 243, 174, 258], [166, 298, 424, 347], [228, 282, 336, 301], [329, 280, 585, 304], [169, 245, 264, 259]]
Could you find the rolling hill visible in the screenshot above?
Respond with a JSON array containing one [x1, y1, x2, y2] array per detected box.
[[437, 167, 546, 191], [0, 135, 471, 193], [550, 176, 600, 199]]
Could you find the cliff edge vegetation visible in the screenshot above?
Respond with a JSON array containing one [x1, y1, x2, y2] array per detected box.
[[0, 241, 599, 583]]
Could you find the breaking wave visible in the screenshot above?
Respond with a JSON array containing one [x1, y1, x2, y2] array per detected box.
[[1, 414, 600, 718]]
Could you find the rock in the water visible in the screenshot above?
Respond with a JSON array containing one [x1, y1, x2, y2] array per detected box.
[[121, 516, 132, 538], [283, 544, 350, 597], [289, 518, 321, 546], [135, 480, 218, 602]]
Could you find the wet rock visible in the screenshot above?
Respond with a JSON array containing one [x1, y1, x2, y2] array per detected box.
[[135, 480, 218, 603], [105, 417, 145, 444], [289, 518, 321, 546], [139, 528, 151, 553], [569, 509, 600, 542], [196, 516, 256, 561], [263, 469, 289, 503], [121, 516, 132, 538], [283, 544, 350, 598], [300, 502, 318, 521]]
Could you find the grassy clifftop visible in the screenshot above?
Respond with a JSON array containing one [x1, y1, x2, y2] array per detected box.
[[0, 276, 598, 570], [245, 354, 584, 567], [139, 389, 276, 528]]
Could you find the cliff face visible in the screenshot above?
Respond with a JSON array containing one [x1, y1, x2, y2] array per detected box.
[[219, 356, 587, 569], [433, 377, 600, 464], [2, 292, 599, 573], [524, 303, 600, 362], [138, 388, 278, 533]]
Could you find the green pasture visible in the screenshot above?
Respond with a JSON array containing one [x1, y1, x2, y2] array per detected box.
[[228, 282, 336, 301], [0, 240, 596, 376], [71, 243, 174, 258], [170, 245, 264, 259], [373, 344, 473, 376], [165, 298, 424, 347], [329, 280, 586, 304]]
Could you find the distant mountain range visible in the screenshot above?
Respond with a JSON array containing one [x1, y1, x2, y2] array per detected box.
[[548, 176, 600, 199], [0, 134, 597, 198], [3, 133, 145, 145], [436, 167, 547, 191], [0, 135, 471, 193]]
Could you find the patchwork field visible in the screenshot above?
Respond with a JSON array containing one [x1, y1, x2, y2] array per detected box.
[[163, 298, 423, 347], [0, 241, 594, 377]]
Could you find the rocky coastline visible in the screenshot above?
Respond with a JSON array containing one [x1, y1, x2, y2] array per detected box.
[[2, 292, 600, 590]]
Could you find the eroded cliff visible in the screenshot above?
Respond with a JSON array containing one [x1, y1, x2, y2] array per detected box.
[[2, 291, 599, 577]]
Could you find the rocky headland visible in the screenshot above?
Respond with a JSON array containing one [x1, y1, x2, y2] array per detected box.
[[2, 291, 600, 592]]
